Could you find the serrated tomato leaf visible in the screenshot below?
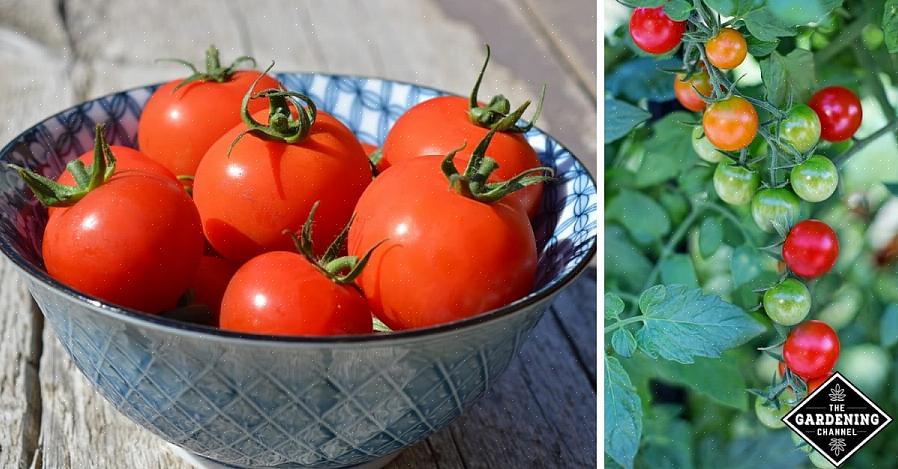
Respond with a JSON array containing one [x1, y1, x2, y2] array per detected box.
[[606, 293, 625, 321], [605, 99, 652, 143], [605, 356, 642, 469], [760, 49, 816, 108], [613, 329, 638, 358], [635, 285, 766, 363], [744, 9, 797, 41], [664, 0, 693, 21], [660, 254, 699, 288], [635, 112, 697, 187], [703, 0, 762, 17], [654, 356, 749, 410], [606, 189, 671, 242]]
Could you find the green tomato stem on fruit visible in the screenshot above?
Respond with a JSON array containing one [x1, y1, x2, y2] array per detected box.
[[467, 45, 545, 133], [158, 44, 258, 92]]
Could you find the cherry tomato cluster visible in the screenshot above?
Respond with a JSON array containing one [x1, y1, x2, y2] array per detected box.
[[14, 46, 552, 337], [627, 5, 857, 437]]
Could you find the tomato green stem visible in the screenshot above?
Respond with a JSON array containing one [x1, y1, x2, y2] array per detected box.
[[158, 45, 257, 92], [603, 316, 645, 335], [467, 45, 546, 133]]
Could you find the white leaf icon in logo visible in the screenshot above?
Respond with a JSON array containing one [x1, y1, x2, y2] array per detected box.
[[830, 438, 846, 455], [829, 383, 846, 402]]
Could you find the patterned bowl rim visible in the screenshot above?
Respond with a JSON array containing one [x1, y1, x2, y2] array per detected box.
[[0, 73, 597, 345]]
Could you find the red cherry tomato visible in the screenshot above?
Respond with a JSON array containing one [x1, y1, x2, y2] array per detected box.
[[348, 156, 537, 330], [783, 219, 839, 279], [139, 70, 281, 178], [219, 251, 373, 336], [43, 171, 204, 313], [189, 255, 239, 320], [629, 7, 685, 55], [381, 96, 543, 218], [808, 86, 863, 142], [703, 96, 758, 151], [783, 320, 840, 380], [807, 373, 832, 393], [705, 28, 748, 70], [193, 109, 371, 263]]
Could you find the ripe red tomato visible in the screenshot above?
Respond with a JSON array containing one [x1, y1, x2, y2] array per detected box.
[[705, 28, 748, 70], [807, 373, 832, 393], [189, 255, 239, 320], [808, 86, 863, 142], [783, 320, 840, 380], [193, 108, 371, 263], [138, 47, 281, 178], [783, 219, 839, 279], [348, 156, 538, 330], [219, 251, 373, 336], [381, 96, 543, 218], [674, 70, 712, 112], [629, 7, 685, 55], [703, 96, 758, 151], [43, 170, 204, 313]]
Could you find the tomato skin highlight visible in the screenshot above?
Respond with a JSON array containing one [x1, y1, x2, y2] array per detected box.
[[783, 320, 840, 380], [138, 71, 281, 177], [219, 251, 373, 336], [703, 96, 758, 151], [808, 86, 863, 142], [628, 7, 685, 55], [674, 71, 712, 112], [348, 157, 537, 331], [192, 109, 371, 263], [189, 255, 239, 320], [381, 96, 543, 218], [705, 28, 748, 70], [43, 172, 204, 313], [790, 155, 838, 202], [783, 219, 839, 279]]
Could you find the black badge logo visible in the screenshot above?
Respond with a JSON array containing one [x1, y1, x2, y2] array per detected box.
[[783, 372, 892, 466]]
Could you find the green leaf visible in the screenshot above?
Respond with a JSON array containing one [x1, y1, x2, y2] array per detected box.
[[678, 165, 714, 195], [730, 245, 766, 288], [606, 225, 653, 292], [605, 356, 642, 469], [744, 9, 797, 41], [746, 36, 779, 57], [654, 356, 749, 410], [606, 293, 625, 320], [699, 217, 724, 258], [664, 0, 693, 21], [885, 182, 898, 195], [635, 112, 697, 188], [618, 0, 665, 6], [606, 189, 672, 242], [760, 49, 816, 108], [767, 0, 842, 26], [612, 329, 638, 358], [699, 432, 809, 469], [635, 285, 766, 363], [704, 0, 762, 16], [605, 99, 651, 143], [660, 254, 699, 288], [638, 406, 694, 469], [881, 304, 898, 347], [606, 57, 681, 102], [887, 0, 898, 53]]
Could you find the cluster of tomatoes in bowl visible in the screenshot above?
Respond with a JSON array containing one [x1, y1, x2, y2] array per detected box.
[[629, 5, 858, 437], [11, 46, 552, 337]]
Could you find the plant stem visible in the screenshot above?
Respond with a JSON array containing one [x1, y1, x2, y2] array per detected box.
[[605, 316, 646, 335], [702, 202, 756, 247], [834, 118, 898, 167], [640, 205, 704, 292], [853, 39, 897, 123], [612, 290, 641, 305]]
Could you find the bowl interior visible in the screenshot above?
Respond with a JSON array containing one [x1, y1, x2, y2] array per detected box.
[[0, 73, 597, 335]]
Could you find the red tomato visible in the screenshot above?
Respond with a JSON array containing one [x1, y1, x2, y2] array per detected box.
[[348, 156, 537, 330], [783, 320, 840, 380], [43, 171, 204, 313], [703, 96, 758, 151], [382, 96, 543, 217], [629, 7, 685, 54], [808, 86, 863, 142], [360, 142, 377, 155], [807, 373, 832, 393], [138, 51, 281, 177], [193, 108, 371, 263], [189, 255, 239, 320], [783, 219, 839, 279], [219, 251, 373, 336], [705, 28, 748, 70]]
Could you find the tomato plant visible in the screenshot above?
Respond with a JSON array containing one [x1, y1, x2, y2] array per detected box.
[[138, 45, 281, 178], [605, 1, 898, 467]]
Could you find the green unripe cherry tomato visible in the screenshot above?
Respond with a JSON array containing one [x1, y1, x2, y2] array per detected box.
[[713, 162, 760, 205], [751, 188, 802, 232], [837, 344, 890, 395], [809, 451, 836, 469], [692, 126, 726, 163], [791, 155, 838, 202], [779, 104, 822, 154], [791, 431, 813, 454], [763, 278, 811, 326], [816, 284, 862, 329], [754, 390, 794, 429]]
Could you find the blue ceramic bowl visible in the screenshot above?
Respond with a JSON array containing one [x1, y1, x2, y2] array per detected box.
[[0, 73, 596, 469]]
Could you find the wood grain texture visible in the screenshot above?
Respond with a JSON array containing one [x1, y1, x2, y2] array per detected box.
[[0, 1, 598, 467]]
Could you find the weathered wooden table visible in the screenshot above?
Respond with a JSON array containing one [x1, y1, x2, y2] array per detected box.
[[0, 1, 596, 467]]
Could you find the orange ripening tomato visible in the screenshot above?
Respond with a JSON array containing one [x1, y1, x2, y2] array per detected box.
[[138, 46, 281, 178], [706, 28, 748, 70], [674, 70, 713, 112], [702, 96, 758, 151]]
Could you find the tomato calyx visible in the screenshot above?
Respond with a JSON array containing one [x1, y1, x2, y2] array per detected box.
[[228, 63, 318, 155], [8, 123, 117, 207], [284, 201, 384, 284], [441, 130, 554, 203], [467, 45, 546, 133], [158, 45, 257, 92]]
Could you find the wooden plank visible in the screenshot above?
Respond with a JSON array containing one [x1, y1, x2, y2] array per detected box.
[[0, 22, 72, 469], [552, 268, 597, 384]]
